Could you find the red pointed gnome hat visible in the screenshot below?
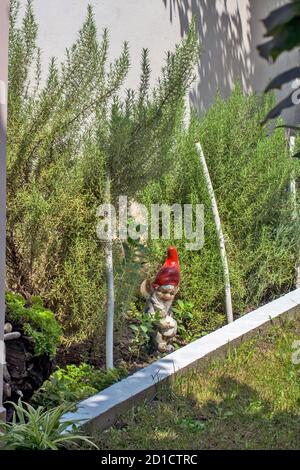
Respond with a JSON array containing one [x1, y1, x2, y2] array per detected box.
[[152, 246, 180, 289]]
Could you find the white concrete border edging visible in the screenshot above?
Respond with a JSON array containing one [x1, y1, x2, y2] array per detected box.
[[61, 289, 300, 432]]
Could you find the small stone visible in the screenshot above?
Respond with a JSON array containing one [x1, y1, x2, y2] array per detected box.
[[4, 331, 21, 342], [25, 352, 34, 362], [4, 322, 13, 334]]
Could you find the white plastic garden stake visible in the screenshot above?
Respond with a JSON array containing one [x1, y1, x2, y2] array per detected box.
[[289, 135, 297, 220], [195, 142, 233, 324], [289, 135, 300, 288], [105, 176, 115, 370]]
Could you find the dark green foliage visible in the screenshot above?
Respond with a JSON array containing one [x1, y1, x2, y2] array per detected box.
[[172, 300, 195, 343], [257, 0, 300, 125], [5, 291, 61, 357], [257, 0, 300, 61], [127, 306, 161, 356], [32, 363, 128, 409]]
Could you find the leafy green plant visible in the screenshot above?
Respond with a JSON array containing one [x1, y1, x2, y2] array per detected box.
[[0, 399, 97, 450], [172, 300, 194, 342], [5, 291, 61, 357], [176, 417, 207, 431], [127, 305, 161, 357], [32, 363, 127, 409], [257, 0, 300, 130]]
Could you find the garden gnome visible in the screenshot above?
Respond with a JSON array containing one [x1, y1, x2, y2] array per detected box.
[[141, 246, 180, 353]]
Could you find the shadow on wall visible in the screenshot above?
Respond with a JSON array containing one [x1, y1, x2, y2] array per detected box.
[[162, 0, 296, 120], [162, 0, 255, 113]]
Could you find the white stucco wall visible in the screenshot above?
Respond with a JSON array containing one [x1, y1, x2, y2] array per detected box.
[[17, 0, 300, 122]]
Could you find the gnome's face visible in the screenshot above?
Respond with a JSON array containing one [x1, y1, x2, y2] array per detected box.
[[156, 285, 178, 302]]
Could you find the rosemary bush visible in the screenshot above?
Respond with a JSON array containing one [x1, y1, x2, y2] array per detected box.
[[7, 0, 198, 345], [8, 1, 296, 351], [143, 86, 300, 338]]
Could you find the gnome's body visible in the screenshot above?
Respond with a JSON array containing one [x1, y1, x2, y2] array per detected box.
[[143, 247, 180, 353]]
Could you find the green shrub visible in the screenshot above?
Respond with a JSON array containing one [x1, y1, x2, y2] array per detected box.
[[5, 291, 61, 357], [141, 85, 300, 338], [0, 399, 97, 450], [7, 1, 199, 346], [32, 363, 128, 409]]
